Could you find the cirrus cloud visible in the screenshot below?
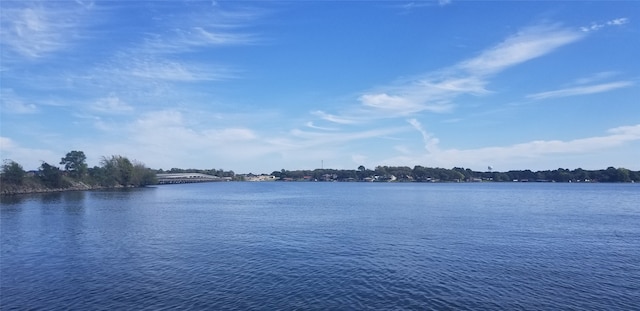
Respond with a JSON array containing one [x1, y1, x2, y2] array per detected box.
[[527, 81, 634, 100]]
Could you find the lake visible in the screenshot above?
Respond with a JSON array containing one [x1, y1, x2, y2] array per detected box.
[[1, 182, 638, 310]]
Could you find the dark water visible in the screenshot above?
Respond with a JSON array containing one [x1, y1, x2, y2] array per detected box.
[[1, 182, 639, 310]]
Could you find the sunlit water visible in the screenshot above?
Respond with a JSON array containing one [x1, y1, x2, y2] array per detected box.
[[1, 182, 639, 310]]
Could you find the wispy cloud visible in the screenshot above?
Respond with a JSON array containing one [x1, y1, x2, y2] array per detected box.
[[359, 93, 424, 115], [458, 24, 584, 76], [442, 124, 640, 160], [305, 122, 338, 131], [123, 57, 235, 82], [573, 71, 620, 85], [110, 110, 263, 167], [381, 124, 640, 170], [317, 22, 585, 125], [96, 5, 259, 86], [312, 111, 361, 125], [393, 0, 451, 12], [91, 94, 134, 114], [0, 136, 59, 169], [6, 2, 262, 116], [82, 108, 405, 170], [527, 81, 634, 100], [407, 119, 439, 153], [288, 127, 404, 147], [0, 2, 91, 59], [142, 27, 260, 55], [0, 89, 39, 114], [137, 5, 265, 55], [74, 0, 95, 9], [581, 17, 629, 32]]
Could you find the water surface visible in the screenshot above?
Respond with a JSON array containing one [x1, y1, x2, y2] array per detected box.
[[2, 182, 639, 310]]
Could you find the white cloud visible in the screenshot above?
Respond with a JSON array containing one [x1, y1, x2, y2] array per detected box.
[[0, 89, 38, 114], [0, 136, 59, 170], [91, 95, 133, 114], [420, 76, 489, 95], [360, 93, 421, 114], [448, 124, 640, 159], [305, 122, 338, 131], [459, 24, 584, 75], [320, 23, 585, 125], [407, 119, 439, 153], [0, 3, 91, 59], [394, 0, 451, 10], [74, 0, 95, 9], [312, 110, 360, 125], [134, 110, 185, 130], [121, 57, 233, 82], [573, 71, 619, 85], [608, 17, 629, 26], [351, 154, 368, 166], [41, 3, 259, 109], [203, 128, 257, 142], [144, 27, 259, 54], [393, 145, 412, 155], [134, 110, 257, 146], [381, 124, 640, 170], [608, 124, 640, 136], [289, 127, 404, 146], [138, 6, 264, 55], [101, 109, 406, 170], [581, 17, 629, 32], [527, 81, 634, 100]]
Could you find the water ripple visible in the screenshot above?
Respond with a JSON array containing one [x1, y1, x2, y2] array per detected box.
[[2, 183, 639, 310]]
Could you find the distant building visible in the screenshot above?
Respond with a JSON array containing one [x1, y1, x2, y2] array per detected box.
[[245, 175, 276, 182]]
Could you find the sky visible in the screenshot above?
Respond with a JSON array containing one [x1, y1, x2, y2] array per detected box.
[[1, 0, 639, 174]]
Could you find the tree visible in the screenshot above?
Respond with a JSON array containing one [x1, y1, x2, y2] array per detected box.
[[572, 168, 589, 181], [356, 165, 371, 181], [99, 155, 155, 187], [604, 166, 618, 182], [616, 168, 631, 183], [60, 150, 88, 179], [39, 162, 66, 188], [118, 157, 134, 185], [1, 160, 26, 185], [101, 155, 134, 186], [88, 165, 109, 185], [131, 161, 157, 186]]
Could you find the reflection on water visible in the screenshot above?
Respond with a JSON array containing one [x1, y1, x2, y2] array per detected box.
[[40, 192, 64, 204], [0, 190, 87, 205], [0, 194, 25, 205]]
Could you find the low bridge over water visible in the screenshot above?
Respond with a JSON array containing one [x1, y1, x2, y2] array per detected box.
[[157, 173, 224, 184]]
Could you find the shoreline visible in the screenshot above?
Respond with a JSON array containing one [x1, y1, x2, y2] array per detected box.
[[0, 182, 134, 196]]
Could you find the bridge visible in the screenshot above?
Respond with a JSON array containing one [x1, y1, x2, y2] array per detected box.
[[156, 173, 226, 184]]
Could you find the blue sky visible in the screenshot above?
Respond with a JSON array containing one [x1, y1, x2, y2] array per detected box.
[[1, 0, 639, 173]]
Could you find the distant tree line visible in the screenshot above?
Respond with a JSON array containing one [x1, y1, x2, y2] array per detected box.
[[1, 151, 156, 194], [271, 165, 640, 182], [3, 153, 638, 194]]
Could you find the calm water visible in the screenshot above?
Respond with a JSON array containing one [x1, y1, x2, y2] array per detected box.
[[1, 182, 639, 310]]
